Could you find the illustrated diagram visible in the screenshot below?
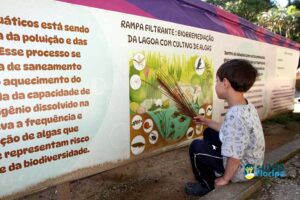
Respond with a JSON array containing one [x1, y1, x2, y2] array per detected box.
[[129, 52, 214, 156]]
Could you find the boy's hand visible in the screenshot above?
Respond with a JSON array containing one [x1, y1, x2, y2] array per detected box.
[[193, 116, 209, 125], [214, 177, 229, 187], [193, 116, 221, 131]]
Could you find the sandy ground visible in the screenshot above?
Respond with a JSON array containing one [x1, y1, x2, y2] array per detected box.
[[15, 118, 300, 200]]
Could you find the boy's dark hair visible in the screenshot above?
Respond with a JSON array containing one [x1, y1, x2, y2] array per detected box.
[[217, 59, 257, 92]]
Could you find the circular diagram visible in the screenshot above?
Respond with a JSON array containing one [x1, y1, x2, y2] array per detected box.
[[199, 108, 205, 116], [149, 130, 159, 144], [186, 127, 194, 139], [131, 115, 143, 130], [131, 135, 146, 155], [143, 118, 153, 133], [133, 53, 146, 71], [206, 105, 212, 116], [130, 74, 142, 90]]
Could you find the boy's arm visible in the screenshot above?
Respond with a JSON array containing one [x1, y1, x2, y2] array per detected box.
[[215, 157, 240, 187], [193, 116, 221, 131]]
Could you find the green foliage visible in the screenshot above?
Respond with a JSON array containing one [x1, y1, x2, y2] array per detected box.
[[130, 88, 147, 103], [206, 0, 273, 22], [148, 108, 192, 141], [206, 0, 229, 8], [168, 66, 175, 76], [257, 5, 300, 42], [175, 67, 182, 80], [145, 76, 161, 99], [288, 0, 300, 9], [191, 74, 201, 86], [130, 52, 214, 107], [200, 58, 214, 102], [205, 0, 299, 42], [264, 112, 300, 124], [227, 0, 273, 22]]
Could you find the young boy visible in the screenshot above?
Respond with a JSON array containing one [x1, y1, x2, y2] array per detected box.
[[185, 59, 265, 196]]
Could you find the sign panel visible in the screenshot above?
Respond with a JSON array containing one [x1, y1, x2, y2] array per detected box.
[[0, 0, 299, 198]]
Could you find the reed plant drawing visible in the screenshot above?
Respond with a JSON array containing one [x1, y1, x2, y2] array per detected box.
[[155, 71, 198, 118], [129, 51, 214, 148]]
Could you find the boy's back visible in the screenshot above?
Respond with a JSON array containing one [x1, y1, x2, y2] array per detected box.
[[220, 101, 265, 182]]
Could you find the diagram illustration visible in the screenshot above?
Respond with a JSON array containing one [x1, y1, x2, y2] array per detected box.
[[129, 52, 214, 156]]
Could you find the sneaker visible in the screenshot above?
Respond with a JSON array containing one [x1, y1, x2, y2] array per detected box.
[[185, 182, 210, 196]]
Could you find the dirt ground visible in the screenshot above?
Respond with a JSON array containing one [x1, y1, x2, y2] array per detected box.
[[248, 152, 300, 200], [18, 118, 300, 200]]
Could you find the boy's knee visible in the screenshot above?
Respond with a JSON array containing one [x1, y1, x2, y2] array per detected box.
[[189, 139, 206, 154], [190, 139, 202, 149]]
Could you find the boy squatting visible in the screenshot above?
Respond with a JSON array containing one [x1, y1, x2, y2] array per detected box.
[[185, 59, 265, 196]]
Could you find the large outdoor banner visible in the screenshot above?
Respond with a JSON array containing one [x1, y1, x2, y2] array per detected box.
[[0, 0, 299, 198]]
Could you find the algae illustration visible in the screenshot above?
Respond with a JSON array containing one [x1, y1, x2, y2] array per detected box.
[[129, 52, 214, 156]]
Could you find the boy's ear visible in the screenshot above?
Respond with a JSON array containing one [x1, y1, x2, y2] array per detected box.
[[223, 78, 231, 88]]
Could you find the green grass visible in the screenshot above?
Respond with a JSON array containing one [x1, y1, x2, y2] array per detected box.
[[264, 112, 300, 125], [129, 52, 214, 106]]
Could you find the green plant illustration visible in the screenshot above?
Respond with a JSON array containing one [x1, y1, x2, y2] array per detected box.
[[129, 52, 214, 142], [148, 108, 190, 141]]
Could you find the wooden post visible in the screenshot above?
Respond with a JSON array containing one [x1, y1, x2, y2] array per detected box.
[[57, 182, 71, 200]]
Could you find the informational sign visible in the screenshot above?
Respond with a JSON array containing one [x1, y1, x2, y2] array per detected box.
[[0, 0, 299, 199]]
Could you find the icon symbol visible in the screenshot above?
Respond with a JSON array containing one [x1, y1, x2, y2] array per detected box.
[[133, 53, 146, 71], [131, 115, 143, 130], [244, 164, 255, 180], [195, 57, 205, 75], [131, 135, 146, 155], [130, 75, 141, 90]]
